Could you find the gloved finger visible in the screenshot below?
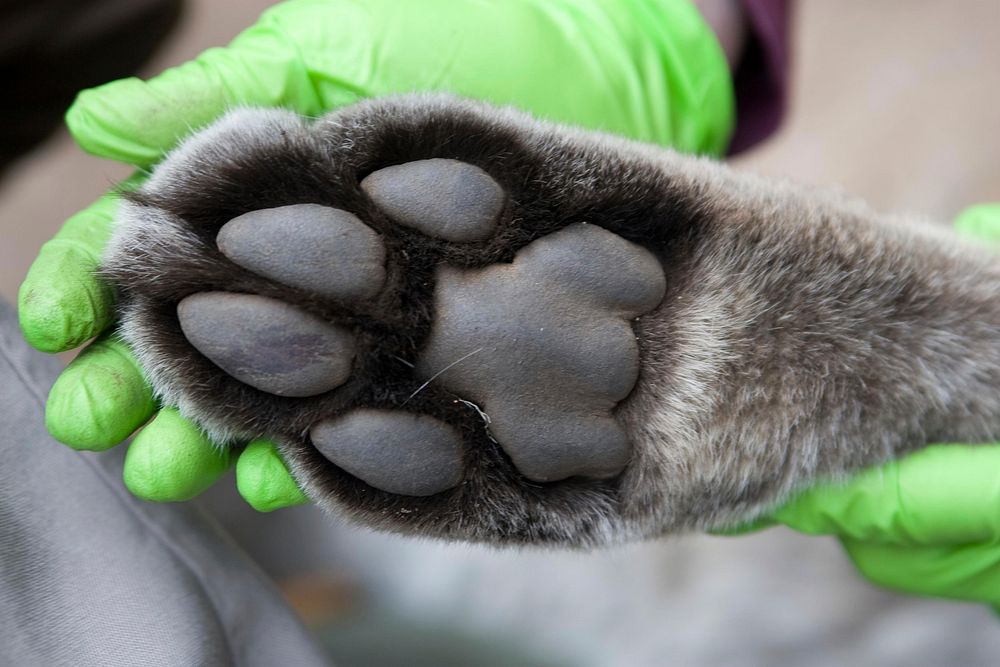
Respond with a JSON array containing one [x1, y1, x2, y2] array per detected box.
[[236, 439, 309, 512], [123, 408, 231, 502], [18, 173, 145, 353], [66, 15, 324, 167], [45, 335, 156, 451], [953, 203, 1000, 244], [773, 444, 1000, 547], [66, 0, 734, 167], [842, 538, 1000, 605]]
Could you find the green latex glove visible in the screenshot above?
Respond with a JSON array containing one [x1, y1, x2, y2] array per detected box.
[[19, 0, 734, 510], [767, 203, 1000, 611]]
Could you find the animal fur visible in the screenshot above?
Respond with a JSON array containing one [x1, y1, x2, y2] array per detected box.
[[102, 94, 1000, 547]]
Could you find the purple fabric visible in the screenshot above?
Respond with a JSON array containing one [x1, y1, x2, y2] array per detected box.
[[727, 0, 792, 154]]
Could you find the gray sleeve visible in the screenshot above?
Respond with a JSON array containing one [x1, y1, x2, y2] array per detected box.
[[0, 299, 332, 667]]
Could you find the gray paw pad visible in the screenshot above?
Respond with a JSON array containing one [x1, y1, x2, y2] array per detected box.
[[360, 159, 505, 242], [217, 204, 386, 302], [416, 223, 666, 482], [311, 409, 465, 496], [178, 292, 355, 397]]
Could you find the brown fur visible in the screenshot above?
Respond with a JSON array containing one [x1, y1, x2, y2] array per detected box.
[[102, 94, 1000, 547]]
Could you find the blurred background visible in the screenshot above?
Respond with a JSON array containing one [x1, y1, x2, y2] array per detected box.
[[3, 1, 1000, 665]]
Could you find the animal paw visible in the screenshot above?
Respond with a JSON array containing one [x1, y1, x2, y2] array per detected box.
[[108, 94, 965, 545], [103, 98, 681, 545]]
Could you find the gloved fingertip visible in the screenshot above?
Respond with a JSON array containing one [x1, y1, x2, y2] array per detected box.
[[45, 339, 156, 450], [67, 78, 165, 166], [65, 77, 153, 166], [953, 203, 1000, 244], [18, 291, 81, 354], [236, 439, 308, 512], [18, 251, 113, 353], [67, 50, 261, 168], [124, 408, 231, 502]]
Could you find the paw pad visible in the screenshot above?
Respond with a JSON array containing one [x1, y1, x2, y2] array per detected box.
[[361, 158, 505, 242], [177, 292, 356, 397], [217, 204, 386, 302], [417, 223, 666, 482], [311, 409, 465, 496]]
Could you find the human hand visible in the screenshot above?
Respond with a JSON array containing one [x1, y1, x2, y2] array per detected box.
[[766, 203, 1000, 611], [19, 0, 734, 510], [774, 444, 1000, 612]]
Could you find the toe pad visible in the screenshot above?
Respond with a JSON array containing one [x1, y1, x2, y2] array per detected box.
[[178, 292, 355, 397], [360, 159, 505, 242], [311, 409, 464, 496], [217, 204, 386, 302]]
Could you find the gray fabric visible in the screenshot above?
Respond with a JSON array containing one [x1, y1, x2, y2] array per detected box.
[[0, 299, 332, 667]]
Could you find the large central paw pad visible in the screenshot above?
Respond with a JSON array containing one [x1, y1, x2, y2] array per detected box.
[[418, 223, 666, 482]]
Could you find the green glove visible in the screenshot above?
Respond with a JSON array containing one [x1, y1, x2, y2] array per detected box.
[[19, 0, 734, 510], [769, 203, 1000, 611]]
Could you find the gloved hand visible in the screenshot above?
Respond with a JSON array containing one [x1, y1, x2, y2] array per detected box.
[[19, 0, 734, 510], [764, 203, 1000, 611]]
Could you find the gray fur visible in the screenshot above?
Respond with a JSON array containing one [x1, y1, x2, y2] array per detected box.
[[102, 94, 1000, 547]]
